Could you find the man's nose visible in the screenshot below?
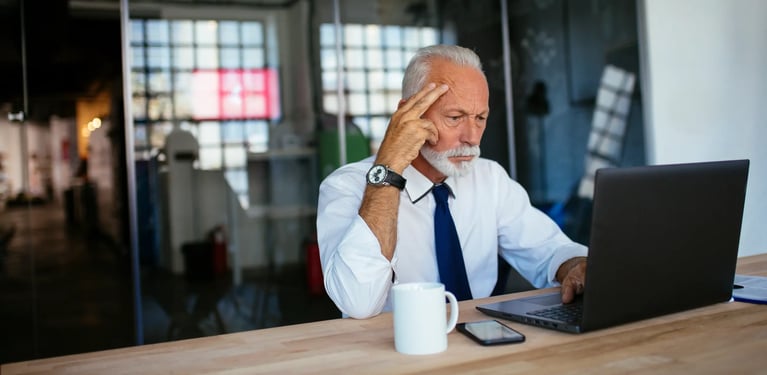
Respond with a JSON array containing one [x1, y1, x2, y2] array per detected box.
[[461, 120, 483, 145]]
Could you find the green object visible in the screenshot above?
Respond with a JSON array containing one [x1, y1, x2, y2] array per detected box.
[[318, 130, 371, 179]]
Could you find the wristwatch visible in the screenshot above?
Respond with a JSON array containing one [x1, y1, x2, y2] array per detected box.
[[366, 164, 406, 190]]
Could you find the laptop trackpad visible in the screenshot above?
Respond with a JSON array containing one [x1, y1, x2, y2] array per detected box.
[[523, 292, 563, 308]]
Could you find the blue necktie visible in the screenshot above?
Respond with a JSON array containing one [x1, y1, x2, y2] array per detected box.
[[432, 184, 473, 301]]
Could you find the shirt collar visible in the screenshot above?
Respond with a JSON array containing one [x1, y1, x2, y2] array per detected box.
[[402, 166, 455, 204]]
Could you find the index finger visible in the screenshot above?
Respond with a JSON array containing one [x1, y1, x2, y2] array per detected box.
[[400, 83, 449, 119], [561, 282, 575, 304]]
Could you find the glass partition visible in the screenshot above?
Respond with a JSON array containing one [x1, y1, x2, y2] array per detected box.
[[0, 0, 134, 362], [119, 0, 643, 345], [0, 0, 643, 362], [120, 0, 517, 345]]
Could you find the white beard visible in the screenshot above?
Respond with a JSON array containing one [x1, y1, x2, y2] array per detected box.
[[420, 145, 481, 178]]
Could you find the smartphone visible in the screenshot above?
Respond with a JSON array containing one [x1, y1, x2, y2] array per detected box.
[[456, 319, 525, 346]]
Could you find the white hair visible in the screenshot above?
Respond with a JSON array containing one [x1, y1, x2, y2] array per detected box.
[[401, 45, 484, 99]]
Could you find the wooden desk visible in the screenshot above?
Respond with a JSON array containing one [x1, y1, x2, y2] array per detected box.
[[4, 254, 767, 374]]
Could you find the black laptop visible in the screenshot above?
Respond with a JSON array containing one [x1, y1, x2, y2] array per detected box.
[[477, 159, 750, 333]]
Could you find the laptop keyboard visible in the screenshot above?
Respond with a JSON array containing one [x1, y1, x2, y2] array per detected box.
[[528, 303, 583, 323]]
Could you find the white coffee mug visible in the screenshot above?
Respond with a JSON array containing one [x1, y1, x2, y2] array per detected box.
[[392, 282, 459, 355]]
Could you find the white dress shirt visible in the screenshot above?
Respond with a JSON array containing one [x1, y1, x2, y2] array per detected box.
[[317, 155, 588, 319]]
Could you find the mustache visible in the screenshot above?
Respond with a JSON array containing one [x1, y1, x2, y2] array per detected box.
[[442, 145, 481, 158]]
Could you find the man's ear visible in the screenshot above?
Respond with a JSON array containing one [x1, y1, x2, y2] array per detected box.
[[397, 99, 407, 109]]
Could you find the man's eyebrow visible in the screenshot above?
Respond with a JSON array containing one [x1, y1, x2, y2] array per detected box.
[[443, 108, 468, 114], [442, 108, 489, 115]]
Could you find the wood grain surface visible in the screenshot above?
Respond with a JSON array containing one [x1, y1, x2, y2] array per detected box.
[[4, 254, 766, 374]]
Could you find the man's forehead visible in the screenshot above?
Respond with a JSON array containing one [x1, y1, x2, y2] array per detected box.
[[428, 65, 487, 91], [431, 78, 489, 112]]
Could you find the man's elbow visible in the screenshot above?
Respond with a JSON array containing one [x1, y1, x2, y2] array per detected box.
[[333, 297, 385, 319], [327, 290, 385, 320], [344, 308, 380, 320]]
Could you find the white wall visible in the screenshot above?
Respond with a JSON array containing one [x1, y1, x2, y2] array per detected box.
[[639, 0, 767, 256], [0, 118, 53, 198], [0, 119, 23, 195]]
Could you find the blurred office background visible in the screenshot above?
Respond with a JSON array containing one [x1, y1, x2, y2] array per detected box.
[[0, 0, 764, 364]]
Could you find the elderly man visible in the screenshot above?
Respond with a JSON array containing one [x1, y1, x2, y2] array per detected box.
[[317, 44, 587, 319]]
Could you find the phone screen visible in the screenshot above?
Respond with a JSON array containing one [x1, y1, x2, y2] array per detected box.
[[457, 320, 525, 345]]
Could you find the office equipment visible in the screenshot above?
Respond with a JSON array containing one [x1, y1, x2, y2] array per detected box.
[[477, 159, 749, 333], [3, 254, 765, 374], [456, 319, 525, 345]]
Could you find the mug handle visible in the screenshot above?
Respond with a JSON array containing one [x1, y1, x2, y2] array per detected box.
[[444, 291, 459, 333]]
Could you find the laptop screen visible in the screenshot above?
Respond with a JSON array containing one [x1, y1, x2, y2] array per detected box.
[[477, 159, 749, 334]]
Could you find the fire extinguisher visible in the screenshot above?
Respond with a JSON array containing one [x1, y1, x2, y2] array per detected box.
[[305, 232, 324, 296], [211, 225, 228, 276]]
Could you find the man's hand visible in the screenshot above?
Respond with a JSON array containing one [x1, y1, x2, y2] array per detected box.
[[375, 83, 449, 172], [556, 257, 587, 304]]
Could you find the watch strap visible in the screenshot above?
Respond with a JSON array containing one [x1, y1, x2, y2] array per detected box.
[[385, 168, 406, 190]]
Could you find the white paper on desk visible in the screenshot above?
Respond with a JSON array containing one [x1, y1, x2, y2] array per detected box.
[[733, 274, 767, 304]]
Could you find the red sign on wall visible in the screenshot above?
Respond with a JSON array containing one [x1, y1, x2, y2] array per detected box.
[[192, 68, 281, 120]]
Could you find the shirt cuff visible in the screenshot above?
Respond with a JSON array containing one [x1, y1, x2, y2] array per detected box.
[[548, 243, 588, 286]]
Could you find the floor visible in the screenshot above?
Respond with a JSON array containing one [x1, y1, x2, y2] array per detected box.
[[0, 203, 340, 365]]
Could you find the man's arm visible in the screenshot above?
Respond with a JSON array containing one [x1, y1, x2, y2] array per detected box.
[[316, 83, 449, 318], [317, 171, 394, 318], [358, 185, 400, 260], [357, 83, 448, 260], [494, 170, 588, 300]]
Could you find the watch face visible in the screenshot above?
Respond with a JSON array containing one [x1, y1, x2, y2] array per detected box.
[[368, 165, 387, 184]]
